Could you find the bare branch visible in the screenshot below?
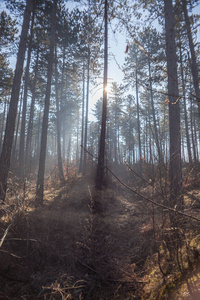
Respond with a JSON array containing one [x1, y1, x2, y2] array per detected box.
[[81, 145, 200, 222]]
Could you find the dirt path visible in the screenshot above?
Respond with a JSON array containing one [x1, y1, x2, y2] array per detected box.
[[0, 174, 156, 299]]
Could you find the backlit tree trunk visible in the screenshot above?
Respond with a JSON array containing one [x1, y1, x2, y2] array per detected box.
[[83, 50, 90, 173], [35, 0, 57, 204], [148, 58, 162, 164], [0, 0, 34, 201], [25, 46, 39, 174], [181, 0, 200, 116], [96, 0, 108, 189], [135, 58, 142, 168], [19, 12, 34, 179], [12, 88, 23, 161], [79, 63, 85, 173], [179, 43, 192, 164], [55, 46, 65, 183], [164, 0, 183, 209]]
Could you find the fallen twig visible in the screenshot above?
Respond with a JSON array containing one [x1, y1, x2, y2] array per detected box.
[[0, 223, 13, 248]]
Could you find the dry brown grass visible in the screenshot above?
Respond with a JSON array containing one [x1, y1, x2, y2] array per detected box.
[[1, 167, 200, 299], [0, 172, 149, 299]]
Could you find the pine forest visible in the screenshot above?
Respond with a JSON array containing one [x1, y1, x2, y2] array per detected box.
[[1, 0, 200, 299]]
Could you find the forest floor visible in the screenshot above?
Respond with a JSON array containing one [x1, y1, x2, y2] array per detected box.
[[1, 168, 200, 299]]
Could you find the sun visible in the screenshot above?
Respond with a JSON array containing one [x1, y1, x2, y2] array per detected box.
[[104, 84, 111, 94]]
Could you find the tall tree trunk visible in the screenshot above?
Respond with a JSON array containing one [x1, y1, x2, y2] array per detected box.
[[67, 135, 71, 168], [193, 114, 199, 159], [0, 100, 7, 151], [19, 12, 34, 179], [35, 0, 57, 204], [62, 119, 66, 160], [83, 51, 90, 173], [0, 0, 34, 201], [114, 104, 117, 163], [148, 58, 162, 164], [55, 46, 65, 183], [163, 104, 168, 165], [34, 111, 41, 169], [128, 97, 135, 164], [190, 99, 197, 162], [179, 44, 192, 164], [164, 0, 183, 209], [25, 46, 39, 173], [135, 58, 142, 167], [60, 48, 66, 161], [12, 88, 23, 161], [181, 0, 200, 116], [79, 63, 85, 173], [76, 111, 79, 166], [96, 0, 108, 189], [117, 124, 121, 163]]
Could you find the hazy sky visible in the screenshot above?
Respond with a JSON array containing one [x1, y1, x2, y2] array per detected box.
[[1, 0, 199, 121]]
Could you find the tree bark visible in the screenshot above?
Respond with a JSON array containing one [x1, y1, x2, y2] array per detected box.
[[55, 46, 65, 183], [0, 0, 34, 201], [0, 100, 7, 151], [148, 58, 163, 164], [164, 0, 183, 208], [190, 99, 197, 162], [181, 0, 200, 116], [135, 57, 142, 168], [19, 11, 34, 179], [25, 46, 39, 173], [83, 50, 90, 173], [35, 0, 57, 204], [79, 63, 85, 173], [179, 43, 192, 164], [12, 88, 23, 161], [96, 0, 108, 189], [60, 50, 66, 161]]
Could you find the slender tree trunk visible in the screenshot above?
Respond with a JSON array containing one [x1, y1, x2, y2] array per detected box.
[[128, 98, 135, 164], [181, 135, 185, 163], [19, 12, 34, 179], [55, 46, 65, 183], [164, 0, 183, 208], [179, 44, 192, 164], [76, 111, 79, 166], [149, 128, 153, 165], [114, 105, 117, 163], [83, 51, 90, 173], [181, 0, 200, 115], [67, 135, 71, 165], [12, 89, 23, 161], [62, 120, 66, 160], [79, 63, 85, 173], [190, 99, 197, 162], [135, 58, 142, 167], [0, 100, 7, 151], [0, 0, 34, 201], [117, 124, 121, 163], [148, 58, 162, 163], [35, 0, 57, 204], [132, 135, 135, 164], [25, 46, 39, 173], [34, 112, 41, 168], [128, 122, 133, 164], [194, 114, 199, 159], [163, 104, 168, 164], [96, 0, 108, 189], [60, 48, 66, 161]]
